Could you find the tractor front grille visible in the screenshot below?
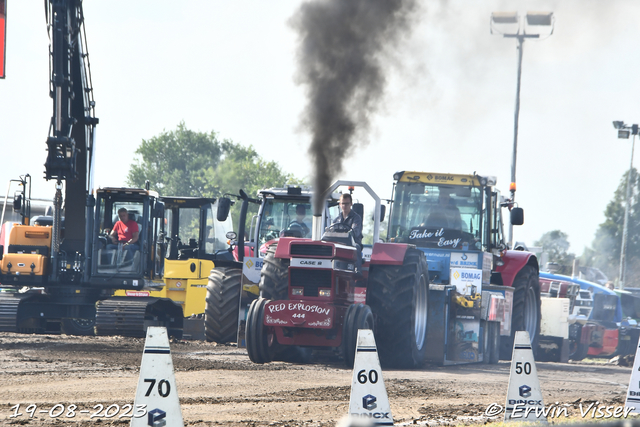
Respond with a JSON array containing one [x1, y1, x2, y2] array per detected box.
[[290, 268, 332, 297], [291, 244, 332, 257]]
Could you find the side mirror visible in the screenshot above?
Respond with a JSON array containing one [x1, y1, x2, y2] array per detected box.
[[217, 197, 232, 222], [153, 201, 164, 218], [510, 207, 524, 226], [380, 205, 386, 222], [13, 193, 22, 212]]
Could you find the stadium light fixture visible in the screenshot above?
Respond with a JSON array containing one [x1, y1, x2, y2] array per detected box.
[[491, 11, 554, 248], [613, 120, 639, 289]]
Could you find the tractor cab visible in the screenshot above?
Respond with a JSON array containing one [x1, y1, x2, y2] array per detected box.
[[388, 174, 487, 251], [247, 186, 323, 257], [388, 172, 519, 285]]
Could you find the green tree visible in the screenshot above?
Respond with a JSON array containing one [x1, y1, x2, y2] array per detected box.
[[127, 122, 222, 196], [127, 122, 303, 231], [535, 230, 575, 274], [590, 168, 640, 286]]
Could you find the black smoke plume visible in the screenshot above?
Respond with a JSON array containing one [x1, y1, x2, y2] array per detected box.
[[290, 0, 418, 214]]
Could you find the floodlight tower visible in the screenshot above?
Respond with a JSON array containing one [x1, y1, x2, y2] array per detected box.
[[612, 120, 638, 289], [491, 11, 554, 248]]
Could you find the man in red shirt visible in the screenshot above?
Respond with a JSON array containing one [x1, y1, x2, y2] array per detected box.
[[108, 207, 140, 261]]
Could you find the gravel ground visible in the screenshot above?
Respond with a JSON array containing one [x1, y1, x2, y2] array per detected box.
[[0, 332, 634, 426]]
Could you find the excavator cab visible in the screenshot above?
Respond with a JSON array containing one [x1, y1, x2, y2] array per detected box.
[[89, 188, 164, 287]]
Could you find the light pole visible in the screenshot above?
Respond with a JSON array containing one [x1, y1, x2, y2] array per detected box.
[[612, 121, 638, 289], [491, 11, 554, 248]]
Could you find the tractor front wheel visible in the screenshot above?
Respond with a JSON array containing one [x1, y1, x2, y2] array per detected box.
[[205, 267, 242, 343], [368, 248, 429, 368], [568, 324, 589, 361], [245, 298, 276, 364], [341, 303, 375, 368]]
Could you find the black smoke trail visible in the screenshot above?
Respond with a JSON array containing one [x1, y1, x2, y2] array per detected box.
[[290, 0, 418, 214]]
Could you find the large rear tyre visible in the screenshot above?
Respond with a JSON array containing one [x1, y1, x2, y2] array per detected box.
[[259, 244, 289, 300], [205, 267, 242, 343], [61, 318, 96, 336], [245, 298, 275, 364], [368, 248, 429, 368], [341, 304, 375, 368], [499, 265, 541, 360]]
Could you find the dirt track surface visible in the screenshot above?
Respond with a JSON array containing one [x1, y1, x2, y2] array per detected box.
[[0, 332, 634, 426]]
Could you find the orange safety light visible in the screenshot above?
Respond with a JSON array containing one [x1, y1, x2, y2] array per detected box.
[[0, 0, 5, 79], [509, 182, 516, 192]]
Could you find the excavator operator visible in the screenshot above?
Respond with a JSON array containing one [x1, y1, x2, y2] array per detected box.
[[108, 207, 140, 260]]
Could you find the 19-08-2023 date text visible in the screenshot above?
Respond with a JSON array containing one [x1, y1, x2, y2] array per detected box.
[[9, 403, 147, 419]]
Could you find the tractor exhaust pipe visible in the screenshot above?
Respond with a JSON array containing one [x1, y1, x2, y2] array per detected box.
[[312, 215, 323, 241]]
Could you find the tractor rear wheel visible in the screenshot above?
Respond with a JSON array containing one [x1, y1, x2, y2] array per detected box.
[[245, 298, 275, 364], [341, 303, 374, 368], [205, 267, 242, 343], [259, 244, 289, 300], [499, 265, 541, 360], [368, 248, 429, 368]]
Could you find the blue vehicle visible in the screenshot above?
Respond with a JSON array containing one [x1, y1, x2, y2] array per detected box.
[[387, 171, 540, 363], [539, 272, 637, 360]]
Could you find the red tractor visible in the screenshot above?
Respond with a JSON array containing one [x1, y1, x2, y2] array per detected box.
[[245, 181, 429, 368]]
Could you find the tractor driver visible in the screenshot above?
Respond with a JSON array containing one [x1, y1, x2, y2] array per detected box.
[[432, 190, 463, 231], [108, 207, 140, 260], [333, 193, 363, 247], [288, 204, 311, 237]]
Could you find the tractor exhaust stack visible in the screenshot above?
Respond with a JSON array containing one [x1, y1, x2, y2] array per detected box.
[[312, 215, 323, 241]]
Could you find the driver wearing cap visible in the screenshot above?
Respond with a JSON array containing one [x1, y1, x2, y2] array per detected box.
[[332, 193, 363, 246]]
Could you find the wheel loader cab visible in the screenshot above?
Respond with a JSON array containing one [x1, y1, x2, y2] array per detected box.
[[161, 197, 234, 263]]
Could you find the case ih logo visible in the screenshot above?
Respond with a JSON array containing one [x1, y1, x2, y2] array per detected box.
[[363, 394, 377, 411], [519, 385, 532, 398]]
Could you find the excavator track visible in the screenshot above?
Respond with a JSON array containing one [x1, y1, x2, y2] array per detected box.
[[0, 292, 36, 332], [95, 297, 183, 339]]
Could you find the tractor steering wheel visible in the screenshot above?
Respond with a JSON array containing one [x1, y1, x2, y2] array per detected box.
[[326, 222, 352, 233]]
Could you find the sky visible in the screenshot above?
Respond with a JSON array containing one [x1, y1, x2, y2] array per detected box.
[[1, 1, 639, 259]]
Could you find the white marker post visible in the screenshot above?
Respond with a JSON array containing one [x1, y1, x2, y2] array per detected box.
[[504, 331, 546, 423], [625, 340, 640, 413], [348, 329, 393, 426], [131, 327, 183, 427]]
